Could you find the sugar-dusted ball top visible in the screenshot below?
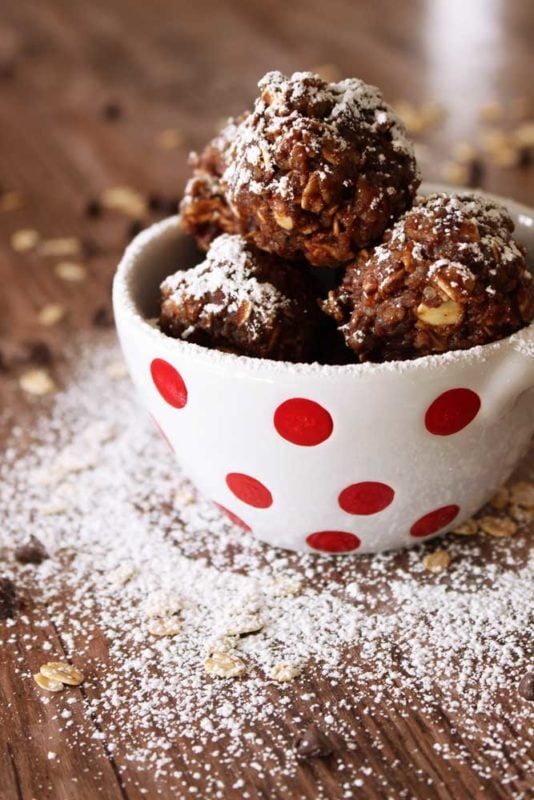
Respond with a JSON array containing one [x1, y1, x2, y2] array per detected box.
[[181, 70, 420, 267], [159, 233, 320, 362]]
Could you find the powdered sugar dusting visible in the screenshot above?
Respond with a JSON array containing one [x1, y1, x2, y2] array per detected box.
[[417, 192, 526, 267], [162, 233, 286, 312], [0, 333, 532, 797], [160, 233, 290, 343], [224, 70, 416, 200]]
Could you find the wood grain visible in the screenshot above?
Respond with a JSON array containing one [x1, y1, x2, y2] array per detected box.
[[0, 1, 533, 798]]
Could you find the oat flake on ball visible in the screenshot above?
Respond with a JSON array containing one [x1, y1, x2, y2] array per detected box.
[[322, 192, 534, 362]]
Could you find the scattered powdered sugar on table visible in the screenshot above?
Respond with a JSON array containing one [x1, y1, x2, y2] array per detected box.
[[0, 333, 532, 798]]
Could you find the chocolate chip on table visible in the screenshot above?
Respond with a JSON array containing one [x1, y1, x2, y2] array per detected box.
[[0, 576, 18, 620], [468, 158, 485, 188], [160, 196, 180, 216], [126, 219, 144, 240], [92, 306, 114, 328], [0, 340, 53, 371], [85, 198, 103, 218], [518, 672, 534, 701], [26, 340, 53, 366], [518, 147, 532, 169], [295, 725, 333, 759], [15, 535, 49, 565], [101, 101, 122, 121], [148, 193, 179, 216], [148, 193, 163, 213]]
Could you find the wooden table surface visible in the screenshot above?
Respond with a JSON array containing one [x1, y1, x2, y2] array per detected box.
[[0, 1, 533, 798]]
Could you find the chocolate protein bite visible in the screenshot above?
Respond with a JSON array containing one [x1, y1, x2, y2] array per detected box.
[[180, 71, 420, 266], [159, 233, 320, 362], [180, 118, 242, 250], [225, 71, 419, 266], [322, 192, 534, 362]]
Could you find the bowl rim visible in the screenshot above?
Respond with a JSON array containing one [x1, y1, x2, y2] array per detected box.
[[113, 183, 534, 379]]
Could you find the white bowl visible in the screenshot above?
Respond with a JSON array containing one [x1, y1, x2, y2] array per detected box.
[[113, 185, 534, 555]]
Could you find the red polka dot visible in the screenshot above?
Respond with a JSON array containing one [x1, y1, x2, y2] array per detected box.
[[338, 482, 394, 515], [425, 388, 480, 436], [226, 473, 273, 509], [410, 505, 460, 538], [306, 531, 361, 553], [274, 398, 333, 446], [215, 503, 251, 532], [151, 415, 174, 452], [150, 358, 188, 409]]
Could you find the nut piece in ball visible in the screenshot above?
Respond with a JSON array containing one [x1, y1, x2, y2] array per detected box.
[[323, 192, 534, 362], [159, 233, 320, 362]]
